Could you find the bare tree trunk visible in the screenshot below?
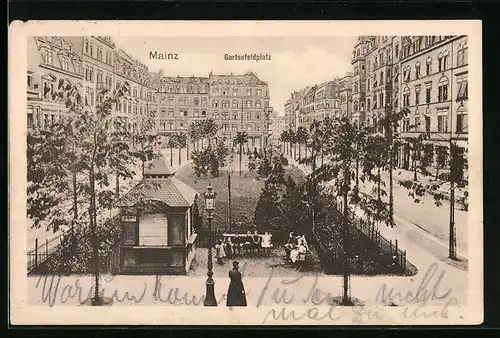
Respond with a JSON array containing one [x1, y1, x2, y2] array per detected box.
[[342, 166, 351, 305], [170, 147, 173, 167], [239, 143, 242, 176], [178, 146, 181, 166], [72, 168, 78, 224], [377, 165, 381, 201], [228, 173, 232, 232]]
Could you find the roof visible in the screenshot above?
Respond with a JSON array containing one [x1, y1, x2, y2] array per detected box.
[[118, 176, 199, 208], [209, 72, 268, 85], [144, 157, 176, 176]]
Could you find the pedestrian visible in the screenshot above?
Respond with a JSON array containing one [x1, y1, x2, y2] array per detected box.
[[226, 261, 247, 307], [215, 240, 226, 265]]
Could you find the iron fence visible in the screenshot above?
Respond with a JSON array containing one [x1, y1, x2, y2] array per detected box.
[[27, 232, 64, 272]]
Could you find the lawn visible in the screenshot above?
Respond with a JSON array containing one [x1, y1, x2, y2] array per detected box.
[[175, 154, 305, 232]]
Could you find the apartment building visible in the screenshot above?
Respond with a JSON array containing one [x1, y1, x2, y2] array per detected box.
[[350, 36, 371, 127], [313, 79, 342, 121], [27, 36, 86, 129], [284, 87, 310, 132], [114, 49, 154, 132], [155, 75, 210, 136], [339, 72, 353, 120], [397, 35, 468, 169], [209, 71, 272, 149]]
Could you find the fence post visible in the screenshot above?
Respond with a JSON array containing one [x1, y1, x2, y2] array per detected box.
[[389, 240, 393, 255], [395, 239, 398, 254], [34, 238, 38, 268], [45, 238, 49, 257], [404, 250, 407, 271]]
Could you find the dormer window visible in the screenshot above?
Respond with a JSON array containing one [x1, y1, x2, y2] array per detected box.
[[42, 49, 52, 65]]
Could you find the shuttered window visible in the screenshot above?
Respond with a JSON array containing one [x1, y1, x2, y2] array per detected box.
[[139, 213, 168, 246]]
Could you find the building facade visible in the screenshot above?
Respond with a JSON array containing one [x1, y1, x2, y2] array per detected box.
[[284, 87, 309, 132], [397, 35, 468, 169], [27, 36, 86, 129], [155, 75, 210, 136], [339, 73, 353, 120], [208, 71, 271, 149]]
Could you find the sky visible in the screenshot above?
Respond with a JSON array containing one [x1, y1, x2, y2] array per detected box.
[[113, 36, 357, 116]]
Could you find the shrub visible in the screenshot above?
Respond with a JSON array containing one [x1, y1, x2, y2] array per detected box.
[[45, 216, 121, 274]]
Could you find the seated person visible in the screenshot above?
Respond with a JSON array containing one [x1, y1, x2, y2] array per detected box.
[[251, 230, 261, 254], [225, 237, 234, 258], [290, 247, 299, 265]]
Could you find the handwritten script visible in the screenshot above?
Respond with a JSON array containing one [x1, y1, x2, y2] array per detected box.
[[34, 263, 459, 324]]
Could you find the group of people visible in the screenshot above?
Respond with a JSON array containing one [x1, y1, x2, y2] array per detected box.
[[284, 232, 309, 269], [215, 231, 274, 264]]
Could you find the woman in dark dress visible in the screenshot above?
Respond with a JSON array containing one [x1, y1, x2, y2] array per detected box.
[[226, 261, 247, 307]]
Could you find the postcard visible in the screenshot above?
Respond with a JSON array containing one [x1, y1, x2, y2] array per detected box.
[[9, 20, 483, 325]]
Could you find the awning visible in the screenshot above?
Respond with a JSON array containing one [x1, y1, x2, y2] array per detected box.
[[404, 71, 410, 82], [456, 81, 468, 102]]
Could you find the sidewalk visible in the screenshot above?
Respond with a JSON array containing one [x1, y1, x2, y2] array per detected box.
[[286, 156, 468, 258]]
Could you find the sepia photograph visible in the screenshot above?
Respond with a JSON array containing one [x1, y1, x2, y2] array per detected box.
[[9, 21, 482, 325]]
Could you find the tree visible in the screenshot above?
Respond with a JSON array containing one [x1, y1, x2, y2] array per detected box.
[[280, 176, 310, 234], [172, 132, 188, 167], [188, 118, 219, 150], [233, 131, 248, 176], [296, 126, 309, 161], [27, 81, 85, 232], [65, 84, 139, 305], [279, 130, 290, 158], [167, 135, 176, 167], [288, 129, 297, 160], [254, 180, 282, 231], [129, 110, 160, 174]]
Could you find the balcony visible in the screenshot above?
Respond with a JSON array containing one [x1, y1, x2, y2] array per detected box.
[[96, 82, 112, 91]]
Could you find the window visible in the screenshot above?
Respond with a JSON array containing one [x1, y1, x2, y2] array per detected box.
[[213, 112, 219, 120], [403, 67, 410, 82], [232, 100, 238, 108], [247, 124, 252, 132], [168, 97, 174, 105], [457, 43, 468, 67], [213, 88, 219, 95], [194, 97, 200, 106], [201, 97, 207, 106], [232, 124, 238, 132], [256, 89, 262, 96], [256, 100, 261, 108], [213, 100, 219, 108], [438, 53, 444, 72], [425, 116, 431, 133], [43, 50, 52, 65], [425, 86, 432, 103], [415, 87, 421, 105], [426, 58, 432, 75], [415, 116, 420, 130], [403, 88, 410, 107], [246, 100, 252, 108], [246, 89, 252, 96], [201, 110, 206, 116], [415, 62, 421, 79], [161, 109, 166, 118], [232, 113, 237, 120], [456, 79, 468, 102], [85, 40, 89, 54], [438, 77, 449, 102], [456, 109, 468, 134], [233, 88, 238, 96], [183, 110, 188, 117], [437, 113, 449, 132]]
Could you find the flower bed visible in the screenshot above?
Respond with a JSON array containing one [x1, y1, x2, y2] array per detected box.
[[312, 213, 407, 276]]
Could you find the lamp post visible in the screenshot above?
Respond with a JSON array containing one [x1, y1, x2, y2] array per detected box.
[[203, 183, 217, 306]]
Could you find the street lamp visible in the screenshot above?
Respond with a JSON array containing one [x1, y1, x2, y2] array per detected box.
[[203, 182, 217, 306]]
